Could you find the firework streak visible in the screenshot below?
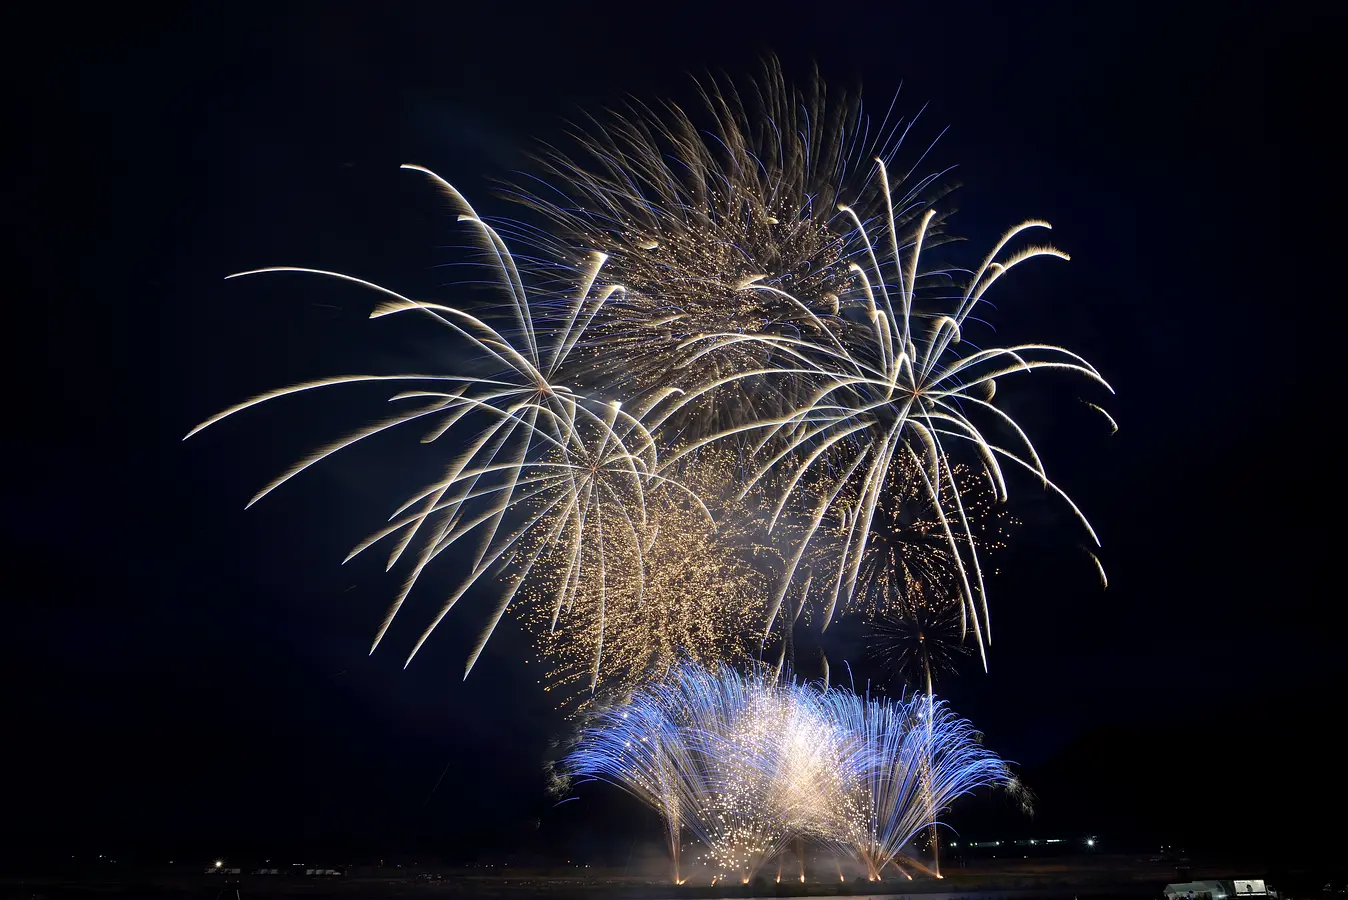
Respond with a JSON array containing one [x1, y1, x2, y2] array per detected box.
[[565, 663, 1013, 883], [188, 63, 1111, 688]]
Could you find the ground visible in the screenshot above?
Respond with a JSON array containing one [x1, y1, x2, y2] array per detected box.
[[2, 854, 1274, 900]]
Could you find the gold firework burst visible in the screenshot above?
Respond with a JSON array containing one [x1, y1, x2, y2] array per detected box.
[[507, 57, 953, 437], [517, 451, 772, 708]]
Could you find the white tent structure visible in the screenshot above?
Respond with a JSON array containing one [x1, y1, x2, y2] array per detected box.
[[1165, 879, 1276, 900]]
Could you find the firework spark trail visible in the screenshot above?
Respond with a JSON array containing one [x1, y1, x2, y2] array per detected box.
[[869, 601, 971, 694], [642, 154, 1113, 667], [189, 62, 1111, 694], [504, 58, 956, 440], [566, 664, 846, 882], [565, 663, 1013, 884], [816, 685, 1014, 879], [856, 457, 1012, 690], [501, 61, 1111, 667], [186, 167, 703, 679], [517, 450, 774, 709]]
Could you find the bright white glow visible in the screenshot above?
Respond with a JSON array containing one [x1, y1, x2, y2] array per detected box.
[[567, 663, 1014, 883]]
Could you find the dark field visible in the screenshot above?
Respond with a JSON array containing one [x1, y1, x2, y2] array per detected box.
[[3, 855, 1306, 900]]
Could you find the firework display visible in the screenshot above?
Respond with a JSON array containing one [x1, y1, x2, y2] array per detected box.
[[516, 451, 774, 708], [192, 56, 1105, 792], [566, 663, 1013, 884], [506, 58, 951, 438], [184, 56, 1111, 885], [512, 60, 1108, 670], [855, 457, 1013, 690], [187, 167, 706, 681], [637, 172, 1110, 669]]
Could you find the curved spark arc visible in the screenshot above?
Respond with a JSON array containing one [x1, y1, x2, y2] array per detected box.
[[629, 152, 1112, 667], [818, 685, 1013, 878], [565, 663, 1014, 884], [512, 59, 1109, 661], [186, 167, 696, 675], [188, 62, 1114, 694]]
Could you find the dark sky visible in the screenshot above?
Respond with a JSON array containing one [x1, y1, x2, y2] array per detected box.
[[10, 0, 1343, 867]]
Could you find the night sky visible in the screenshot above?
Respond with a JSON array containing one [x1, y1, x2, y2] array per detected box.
[[10, 0, 1343, 868]]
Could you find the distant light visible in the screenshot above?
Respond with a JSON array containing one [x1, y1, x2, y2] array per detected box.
[[214, 861, 224, 868], [1087, 839, 1095, 847]]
